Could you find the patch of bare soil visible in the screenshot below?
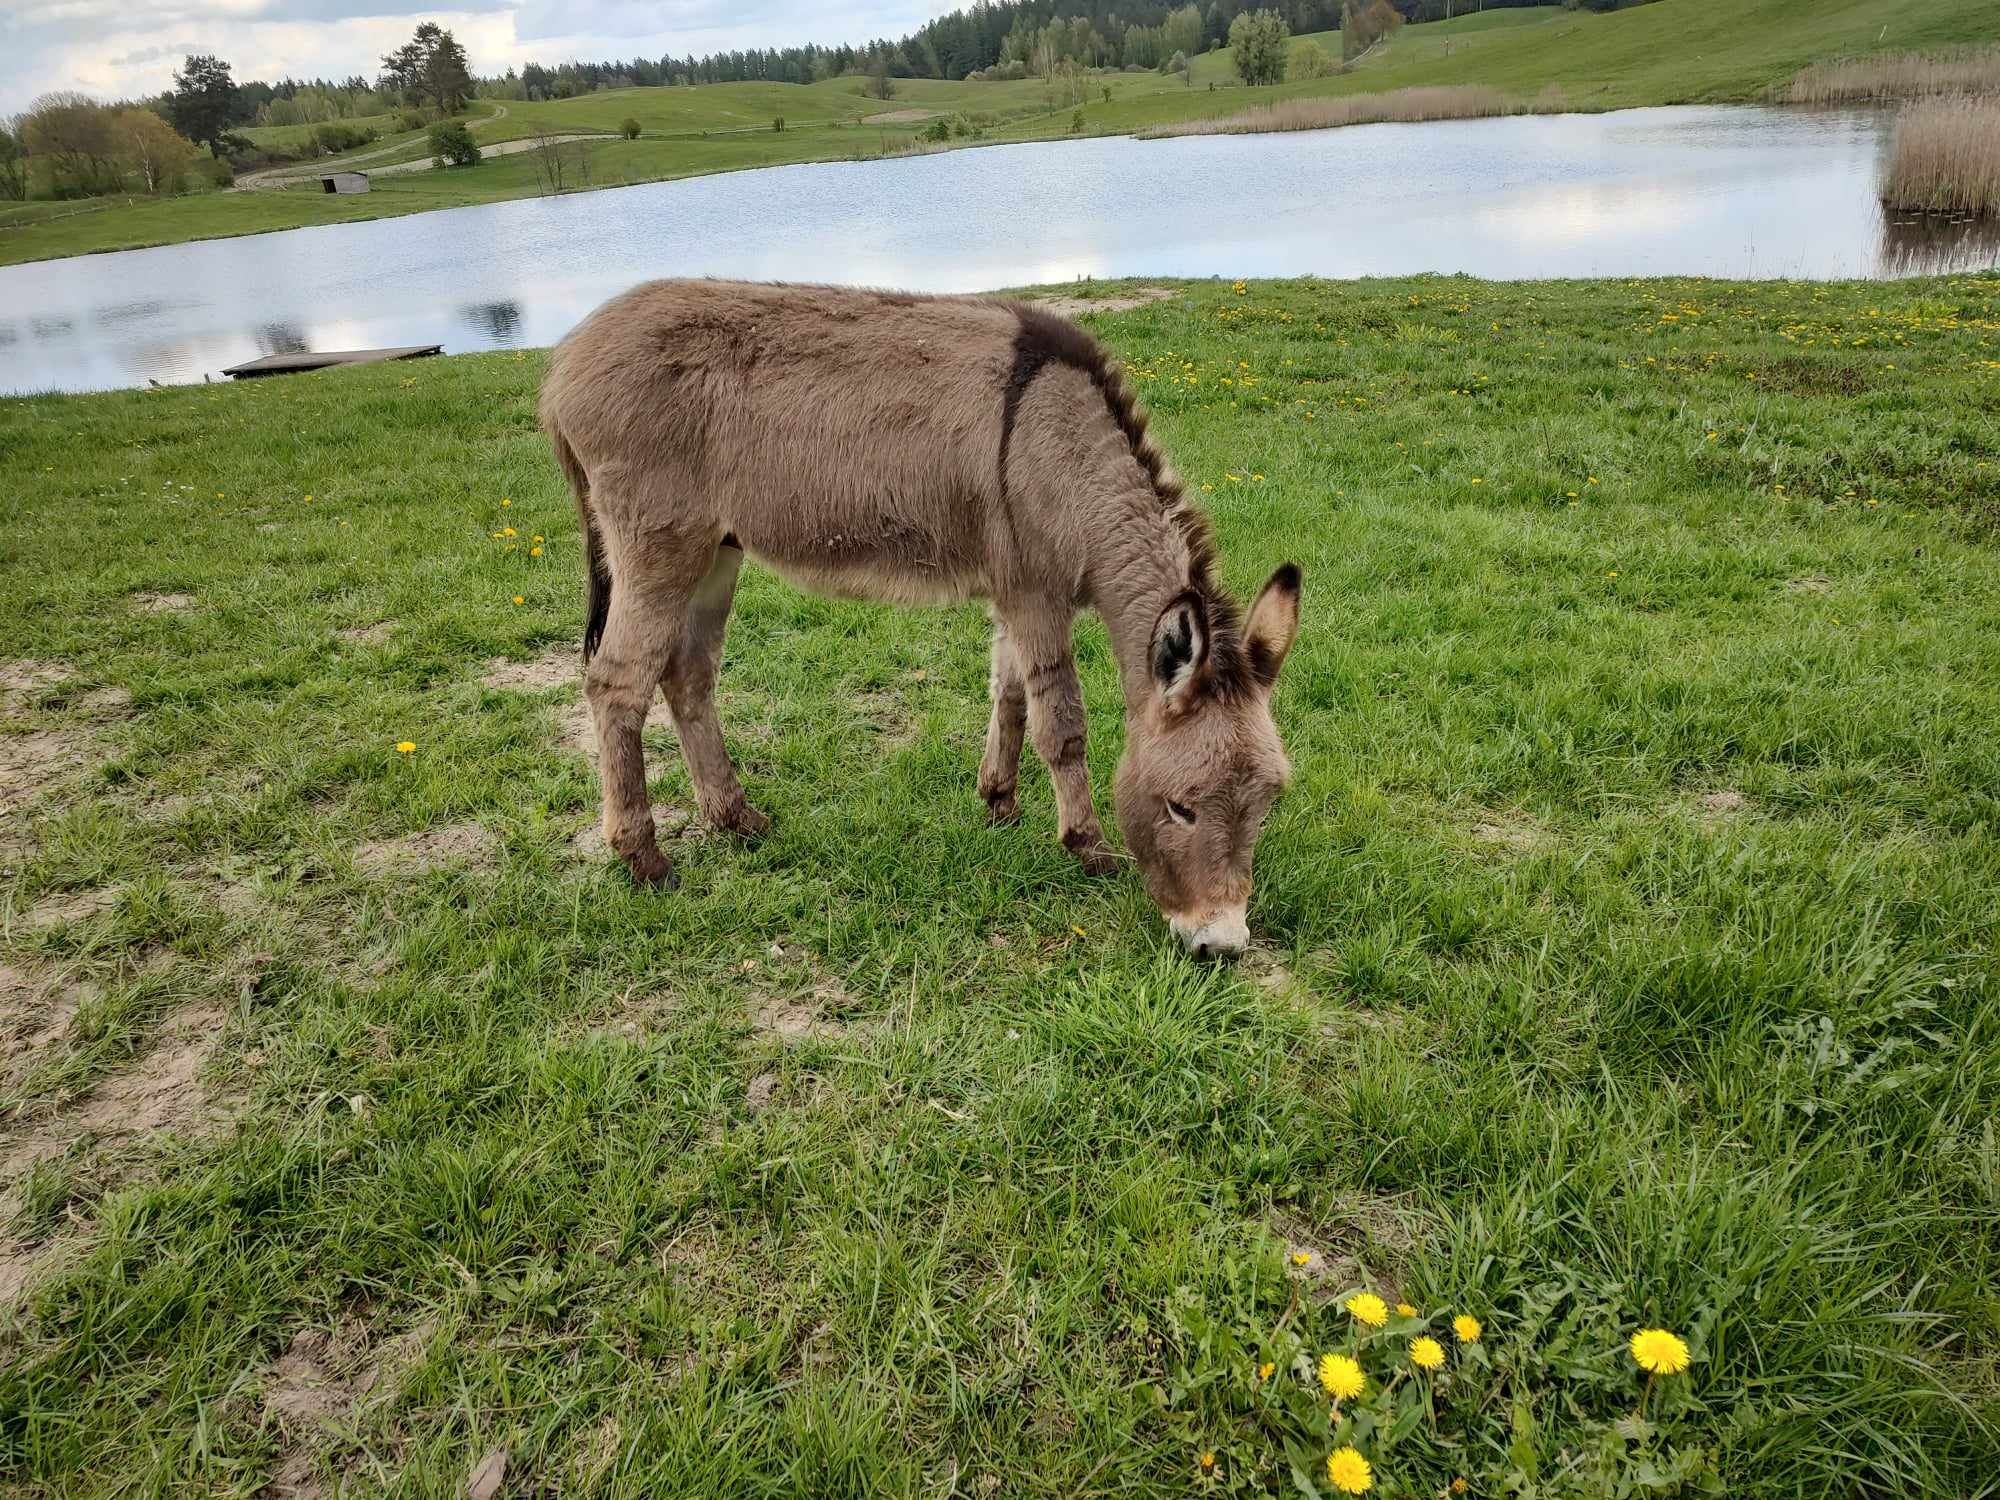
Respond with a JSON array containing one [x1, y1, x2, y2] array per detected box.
[[0, 728, 91, 811], [259, 1315, 436, 1492], [354, 822, 496, 877], [480, 648, 575, 692], [0, 998, 231, 1186], [1268, 1196, 1425, 1301], [1029, 286, 1180, 318], [570, 804, 692, 863], [338, 621, 395, 646], [1696, 789, 1752, 821], [1783, 574, 1833, 595], [1, 960, 94, 1090], [745, 1071, 779, 1114], [1468, 809, 1551, 856], [0, 659, 74, 711], [856, 689, 920, 750], [16, 885, 122, 931], [746, 948, 856, 1043], [130, 591, 195, 614]]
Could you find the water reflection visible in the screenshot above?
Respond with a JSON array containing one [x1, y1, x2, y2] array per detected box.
[[2, 104, 1994, 395], [1878, 211, 2000, 278], [255, 322, 311, 355], [459, 299, 524, 343]]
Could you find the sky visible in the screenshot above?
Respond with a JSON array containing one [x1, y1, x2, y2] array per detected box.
[[0, 0, 955, 114]]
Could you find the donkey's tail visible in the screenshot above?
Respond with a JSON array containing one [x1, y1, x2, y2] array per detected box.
[[549, 423, 611, 664]]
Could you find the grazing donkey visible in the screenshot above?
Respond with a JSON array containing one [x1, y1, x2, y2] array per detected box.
[[540, 280, 1301, 956]]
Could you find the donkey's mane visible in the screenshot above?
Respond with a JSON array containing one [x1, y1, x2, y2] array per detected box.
[[1004, 302, 1251, 695]]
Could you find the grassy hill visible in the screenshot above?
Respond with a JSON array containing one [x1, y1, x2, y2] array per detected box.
[[3, 271, 1998, 1494], [4, 0, 2000, 267]]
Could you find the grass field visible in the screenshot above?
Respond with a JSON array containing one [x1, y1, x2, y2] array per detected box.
[[3, 274, 1998, 1495], [8, 0, 2000, 269]]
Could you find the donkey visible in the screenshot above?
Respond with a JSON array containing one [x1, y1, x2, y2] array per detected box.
[[539, 280, 1301, 956]]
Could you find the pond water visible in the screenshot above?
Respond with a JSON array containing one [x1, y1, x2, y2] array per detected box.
[[3, 103, 1995, 394]]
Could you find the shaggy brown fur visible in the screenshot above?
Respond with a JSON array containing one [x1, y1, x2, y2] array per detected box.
[[540, 279, 1301, 952]]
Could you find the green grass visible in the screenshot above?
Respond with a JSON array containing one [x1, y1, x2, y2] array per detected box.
[[2, 275, 1998, 1495], [9, 0, 2000, 269]]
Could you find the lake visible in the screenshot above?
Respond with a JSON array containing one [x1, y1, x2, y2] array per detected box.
[[3, 103, 1995, 395]]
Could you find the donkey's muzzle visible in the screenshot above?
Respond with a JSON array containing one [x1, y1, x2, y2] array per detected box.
[[1171, 907, 1249, 960]]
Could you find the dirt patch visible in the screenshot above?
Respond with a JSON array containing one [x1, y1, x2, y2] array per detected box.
[[0, 728, 92, 811], [17, 885, 123, 931], [745, 1071, 779, 1114], [746, 951, 856, 1044], [1268, 1196, 1424, 1301], [338, 621, 395, 646], [481, 648, 575, 692], [863, 108, 938, 124], [130, 591, 195, 614], [1696, 789, 1752, 821], [1, 659, 74, 712], [856, 689, 920, 750], [1783, 574, 1833, 595], [570, 805, 694, 864], [354, 822, 496, 877], [259, 1314, 437, 1489], [1028, 286, 1180, 318], [1468, 810, 1551, 856], [0, 998, 231, 1186], [1, 961, 94, 1089]]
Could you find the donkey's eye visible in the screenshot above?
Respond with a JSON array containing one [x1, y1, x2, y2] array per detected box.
[[1165, 799, 1197, 827]]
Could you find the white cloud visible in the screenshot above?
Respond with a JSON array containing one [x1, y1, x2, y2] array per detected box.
[[1, 0, 957, 113]]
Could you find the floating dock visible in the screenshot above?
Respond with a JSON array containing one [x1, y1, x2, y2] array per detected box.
[[221, 344, 442, 379]]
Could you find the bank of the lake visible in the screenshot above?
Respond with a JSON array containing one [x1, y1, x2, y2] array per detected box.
[[4, 275, 1998, 1495], [11, 105, 2000, 395], [4, 0, 1998, 270]]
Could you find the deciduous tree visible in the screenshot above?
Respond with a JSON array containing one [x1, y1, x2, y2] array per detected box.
[[115, 108, 197, 193], [1229, 10, 1291, 86]]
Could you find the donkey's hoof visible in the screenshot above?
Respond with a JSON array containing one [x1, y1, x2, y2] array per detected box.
[[983, 790, 1020, 826], [720, 802, 772, 839], [623, 845, 678, 889], [1063, 831, 1120, 877]]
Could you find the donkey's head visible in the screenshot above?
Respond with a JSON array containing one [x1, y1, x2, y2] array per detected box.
[[1116, 565, 1301, 958]]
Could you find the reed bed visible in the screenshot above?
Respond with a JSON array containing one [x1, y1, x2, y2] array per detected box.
[[1880, 95, 2000, 218], [1781, 46, 2000, 105], [1137, 84, 1518, 138]]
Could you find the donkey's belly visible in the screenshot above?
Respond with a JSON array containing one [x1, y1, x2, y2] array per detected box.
[[749, 549, 986, 608]]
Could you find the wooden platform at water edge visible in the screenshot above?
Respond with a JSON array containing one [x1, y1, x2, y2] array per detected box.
[[220, 344, 442, 379]]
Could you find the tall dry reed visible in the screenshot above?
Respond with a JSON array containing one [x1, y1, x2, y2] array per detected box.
[[1880, 95, 2000, 218], [1138, 84, 1514, 139], [1781, 47, 2000, 106]]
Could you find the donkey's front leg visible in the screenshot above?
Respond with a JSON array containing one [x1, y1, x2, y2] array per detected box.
[[1007, 612, 1118, 876], [977, 619, 1027, 826]]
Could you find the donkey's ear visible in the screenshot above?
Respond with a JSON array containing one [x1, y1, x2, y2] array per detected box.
[[1245, 564, 1302, 689], [1150, 590, 1210, 704]]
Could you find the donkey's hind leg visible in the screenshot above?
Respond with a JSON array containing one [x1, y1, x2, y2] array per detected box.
[[586, 523, 716, 888], [662, 541, 768, 838], [977, 617, 1028, 826]]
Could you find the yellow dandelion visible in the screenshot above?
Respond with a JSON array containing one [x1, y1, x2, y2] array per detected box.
[[502, 525, 517, 537], [1257, 1360, 1275, 1381], [532, 534, 544, 543], [1451, 1479, 1469, 1495], [1291, 1251, 1312, 1267], [1344, 1292, 1389, 1328], [1325, 1446, 1373, 1495], [530, 545, 544, 557], [1198, 1451, 1217, 1476], [511, 595, 525, 606], [1317, 1353, 1365, 1401], [1395, 1302, 1417, 1317], [1629, 1328, 1689, 1375], [501, 497, 511, 506], [1410, 1336, 1445, 1371], [394, 741, 416, 755], [1452, 1314, 1482, 1344], [303, 493, 313, 502]]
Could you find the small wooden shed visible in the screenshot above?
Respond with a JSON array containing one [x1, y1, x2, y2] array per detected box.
[[320, 171, 370, 194]]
